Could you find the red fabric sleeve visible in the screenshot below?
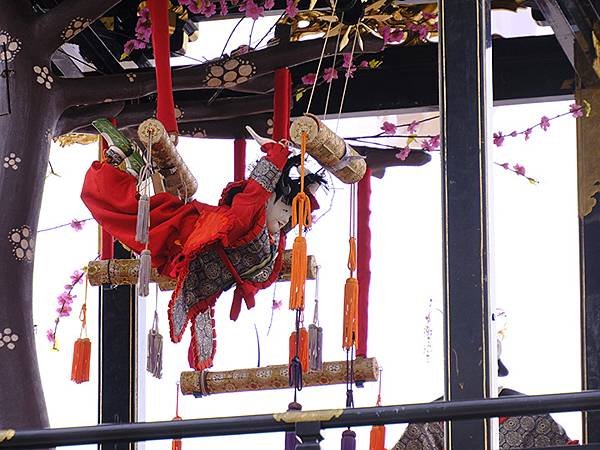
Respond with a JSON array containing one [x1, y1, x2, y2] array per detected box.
[[81, 161, 199, 273]]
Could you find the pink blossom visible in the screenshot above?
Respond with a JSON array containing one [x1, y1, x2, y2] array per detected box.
[[359, 60, 369, 68], [244, 0, 264, 20], [380, 121, 397, 135], [428, 134, 440, 149], [499, 162, 510, 170], [272, 299, 282, 310], [407, 120, 419, 134], [139, 7, 150, 21], [264, 0, 275, 9], [421, 139, 434, 151], [123, 40, 136, 56], [285, 0, 299, 18], [323, 67, 338, 83], [570, 103, 583, 118], [422, 12, 437, 20], [70, 270, 84, 285], [493, 132, 504, 147], [70, 219, 85, 231], [343, 53, 353, 69], [510, 131, 517, 137], [57, 306, 72, 317], [219, 0, 228, 15], [395, 146, 412, 161], [46, 329, 56, 344], [524, 128, 532, 141], [57, 292, 75, 305], [540, 115, 551, 131], [202, 1, 217, 17], [345, 65, 357, 78], [408, 23, 429, 40], [513, 163, 526, 176], [381, 26, 404, 45], [301, 73, 316, 85]]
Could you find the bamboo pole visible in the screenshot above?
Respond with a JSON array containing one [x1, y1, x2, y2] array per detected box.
[[87, 251, 317, 292], [180, 357, 378, 396]]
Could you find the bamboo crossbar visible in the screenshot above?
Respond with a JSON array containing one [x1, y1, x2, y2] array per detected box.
[[87, 251, 317, 291], [180, 357, 378, 396]]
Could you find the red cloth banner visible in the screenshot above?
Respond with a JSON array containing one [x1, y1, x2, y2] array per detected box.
[[357, 168, 372, 357], [273, 68, 291, 142], [234, 138, 246, 182], [149, 0, 178, 134]]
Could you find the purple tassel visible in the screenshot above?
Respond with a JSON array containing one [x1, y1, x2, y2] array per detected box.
[[146, 311, 163, 379], [285, 432, 300, 450], [138, 249, 151, 297], [285, 402, 302, 450], [341, 430, 356, 450], [308, 324, 323, 371], [135, 194, 150, 244]]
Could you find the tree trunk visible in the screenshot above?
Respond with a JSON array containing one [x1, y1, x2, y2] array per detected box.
[[0, 12, 60, 432]]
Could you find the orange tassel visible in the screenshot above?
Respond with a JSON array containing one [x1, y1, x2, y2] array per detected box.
[[369, 425, 386, 450], [71, 337, 91, 384], [289, 132, 311, 311], [289, 327, 309, 373], [172, 382, 183, 450], [289, 235, 308, 310], [343, 236, 359, 350], [71, 277, 91, 384], [343, 277, 359, 350]]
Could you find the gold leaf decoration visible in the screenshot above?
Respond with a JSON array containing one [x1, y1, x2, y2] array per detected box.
[[55, 133, 99, 147]]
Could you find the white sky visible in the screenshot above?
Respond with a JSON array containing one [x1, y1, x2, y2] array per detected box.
[[31, 8, 582, 450]]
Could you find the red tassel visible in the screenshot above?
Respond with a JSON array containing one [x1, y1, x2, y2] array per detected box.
[[289, 327, 309, 373], [369, 426, 385, 450], [70, 338, 91, 384]]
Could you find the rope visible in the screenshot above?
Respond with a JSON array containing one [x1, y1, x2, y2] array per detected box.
[[79, 275, 89, 339], [335, 29, 359, 134], [305, 0, 341, 113]]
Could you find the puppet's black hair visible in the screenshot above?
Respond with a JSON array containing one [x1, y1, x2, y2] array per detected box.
[[274, 154, 328, 205]]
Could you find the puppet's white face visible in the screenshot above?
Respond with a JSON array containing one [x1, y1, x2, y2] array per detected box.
[[266, 193, 292, 234]]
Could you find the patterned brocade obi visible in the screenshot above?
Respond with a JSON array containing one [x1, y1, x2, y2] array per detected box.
[[181, 227, 280, 310]]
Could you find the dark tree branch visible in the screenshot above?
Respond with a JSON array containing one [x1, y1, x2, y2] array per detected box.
[[62, 95, 272, 134], [35, 0, 123, 56], [55, 101, 125, 136], [57, 36, 383, 110]]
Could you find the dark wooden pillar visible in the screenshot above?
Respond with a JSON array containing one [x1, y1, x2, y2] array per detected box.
[[99, 241, 138, 450], [438, 1, 494, 448], [576, 86, 600, 443]]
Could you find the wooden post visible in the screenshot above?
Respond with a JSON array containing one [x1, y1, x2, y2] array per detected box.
[[438, 0, 494, 448]]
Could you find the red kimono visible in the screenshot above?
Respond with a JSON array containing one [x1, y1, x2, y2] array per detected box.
[[81, 142, 290, 370]]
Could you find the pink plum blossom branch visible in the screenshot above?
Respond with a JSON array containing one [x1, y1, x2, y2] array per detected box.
[[492, 102, 591, 147], [46, 264, 94, 350], [495, 162, 539, 184], [38, 218, 93, 233]]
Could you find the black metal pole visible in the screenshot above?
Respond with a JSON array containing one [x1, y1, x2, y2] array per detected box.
[[99, 242, 138, 450], [2, 391, 600, 449], [438, 0, 494, 448]]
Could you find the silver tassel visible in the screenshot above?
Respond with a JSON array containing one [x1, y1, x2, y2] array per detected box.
[[308, 323, 323, 371], [138, 249, 151, 297], [135, 194, 150, 244], [146, 311, 163, 379]]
